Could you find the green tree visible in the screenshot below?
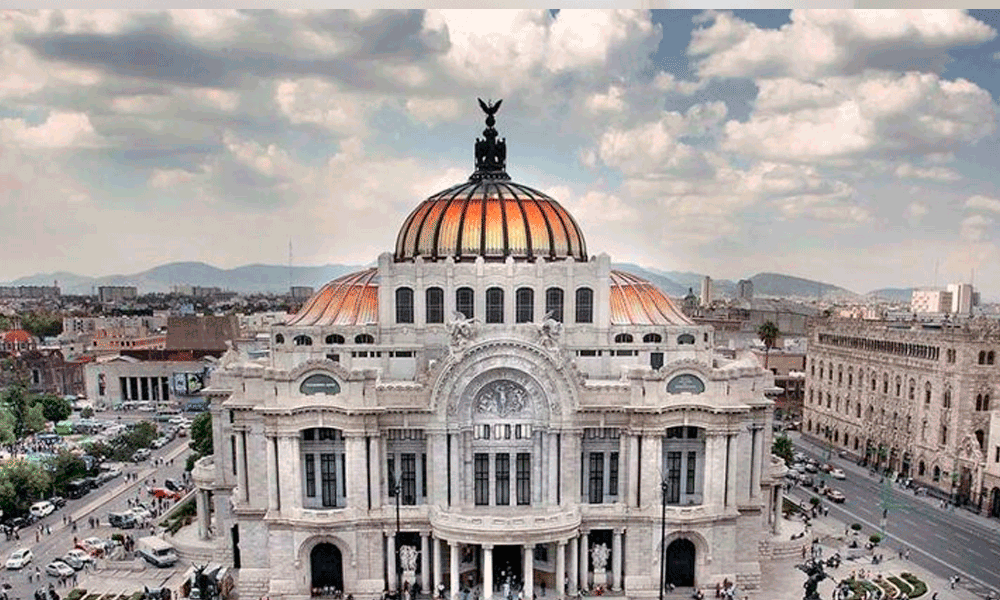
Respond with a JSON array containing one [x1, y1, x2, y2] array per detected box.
[[0, 406, 15, 446], [189, 411, 213, 457], [19, 312, 63, 338], [0, 459, 52, 515], [757, 320, 780, 370], [42, 450, 89, 496], [32, 394, 73, 423], [772, 434, 794, 466], [24, 403, 46, 434], [1, 384, 30, 438]]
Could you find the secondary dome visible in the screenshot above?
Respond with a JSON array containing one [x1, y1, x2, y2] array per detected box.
[[609, 270, 694, 326], [394, 99, 587, 263], [286, 268, 379, 327]]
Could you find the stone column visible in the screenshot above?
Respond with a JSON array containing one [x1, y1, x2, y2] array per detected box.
[[279, 435, 302, 511], [235, 429, 248, 503], [433, 537, 443, 595], [548, 432, 559, 505], [483, 544, 494, 600], [265, 433, 279, 511], [346, 435, 366, 510], [772, 485, 782, 534], [450, 542, 460, 600], [578, 533, 588, 592], [421, 532, 431, 592], [627, 434, 640, 507], [370, 435, 383, 509], [523, 545, 534, 600], [387, 532, 398, 593], [563, 432, 582, 505], [707, 434, 725, 509], [533, 432, 544, 505], [567, 535, 578, 596], [726, 433, 737, 508], [751, 425, 763, 499], [429, 433, 448, 506], [449, 434, 461, 506], [611, 529, 623, 591], [196, 489, 208, 539], [555, 541, 566, 599]]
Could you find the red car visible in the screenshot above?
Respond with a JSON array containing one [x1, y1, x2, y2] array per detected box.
[[149, 487, 182, 501]]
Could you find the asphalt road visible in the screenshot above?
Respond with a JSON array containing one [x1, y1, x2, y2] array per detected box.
[[1, 411, 193, 600], [788, 433, 1000, 598]]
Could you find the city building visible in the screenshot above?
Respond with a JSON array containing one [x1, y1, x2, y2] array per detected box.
[[165, 315, 239, 352], [750, 348, 805, 422], [83, 350, 214, 409], [700, 276, 712, 307], [736, 280, 753, 301], [0, 285, 60, 299], [947, 283, 976, 316], [803, 318, 1000, 517], [910, 289, 952, 314], [98, 285, 138, 304], [0, 348, 86, 397], [194, 103, 783, 600], [59, 315, 168, 359], [291, 286, 315, 300]]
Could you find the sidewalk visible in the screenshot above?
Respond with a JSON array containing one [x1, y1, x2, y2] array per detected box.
[[750, 513, 985, 600]]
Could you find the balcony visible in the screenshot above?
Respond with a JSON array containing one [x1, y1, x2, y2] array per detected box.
[[430, 505, 581, 544]]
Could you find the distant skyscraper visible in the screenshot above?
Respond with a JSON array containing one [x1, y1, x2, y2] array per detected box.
[[911, 289, 952, 314], [947, 283, 975, 316], [700, 276, 713, 307], [737, 279, 754, 301]]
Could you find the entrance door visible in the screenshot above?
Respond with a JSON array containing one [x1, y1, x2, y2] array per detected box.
[[311, 543, 344, 592], [493, 546, 522, 595], [665, 539, 695, 587], [991, 488, 1000, 518]]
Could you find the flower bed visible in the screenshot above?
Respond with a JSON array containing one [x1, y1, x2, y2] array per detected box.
[[900, 573, 927, 598], [887, 576, 911, 597]]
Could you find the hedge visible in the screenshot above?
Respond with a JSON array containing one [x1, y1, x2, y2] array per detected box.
[[888, 576, 911, 597], [66, 590, 87, 600], [901, 573, 927, 598]]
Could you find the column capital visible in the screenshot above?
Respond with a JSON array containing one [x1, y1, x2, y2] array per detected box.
[[612, 528, 624, 535], [557, 540, 567, 548], [482, 543, 494, 551]]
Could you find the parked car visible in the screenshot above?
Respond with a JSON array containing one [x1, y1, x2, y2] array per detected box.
[[46, 560, 75, 578], [64, 549, 94, 566], [6, 548, 33, 570], [130, 506, 153, 521], [29, 501, 55, 519], [48, 496, 67, 509], [108, 511, 138, 529], [132, 448, 151, 462], [150, 437, 168, 449], [5, 516, 32, 530], [804, 463, 819, 473], [150, 487, 182, 501], [164, 478, 185, 493], [825, 488, 846, 503], [60, 553, 85, 570], [830, 468, 847, 480], [101, 465, 123, 479], [77, 537, 109, 556]]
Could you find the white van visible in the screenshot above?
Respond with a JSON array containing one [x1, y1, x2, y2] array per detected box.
[[29, 501, 54, 519], [137, 536, 178, 567]]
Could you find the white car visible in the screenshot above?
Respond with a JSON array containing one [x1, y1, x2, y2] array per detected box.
[[46, 560, 75, 578], [6, 548, 33, 570], [64, 549, 94, 566], [130, 506, 153, 521], [830, 468, 847, 480], [30, 500, 55, 519]]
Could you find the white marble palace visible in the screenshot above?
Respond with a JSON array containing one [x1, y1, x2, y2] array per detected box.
[[193, 100, 785, 600]]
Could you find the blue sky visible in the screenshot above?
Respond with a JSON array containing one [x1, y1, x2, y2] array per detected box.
[[0, 9, 998, 297]]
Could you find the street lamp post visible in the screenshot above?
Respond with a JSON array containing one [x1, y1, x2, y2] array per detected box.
[[393, 474, 402, 597], [659, 479, 668, 600]]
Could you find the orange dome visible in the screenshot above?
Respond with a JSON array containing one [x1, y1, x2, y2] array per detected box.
[[394, 181, 587, 263], [3, 329, 32, 343], [286, 269, 379, 327], [609, 270, 693, 326]]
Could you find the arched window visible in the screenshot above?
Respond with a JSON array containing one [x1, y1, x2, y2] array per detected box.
[[977, 394, 984, 411], [976, 429, 985, 451], [895, 376, 902, 397], [819, 362, 824, 380], [883, 373, 889, 394], [933, 465, 940, 482], [918, 461, 925, 477], [871, 375, 877, 392], [485, 287, 504, 324], [426, 287, 444, 324], [294, 334, 313, 346], [837, 366, 843, 385], [395, 287, 414, 324], [925, 382, 932, 405], [545, 287, 564, 322], [908, 379, 915, 400], [354, 334, 375, 344], [985, 394, 991, 411], [515, 287, 534, 323], [325, 334, 345, 345], [979, 351, 987, 365], [274, 333, 285, 344], [940, 425, 948, 446], [855, 403, 861, 418], [989, 351, 996, 365], [614, 333, 634, 343], [643, 333, 663, 343], [677, 333, 695, 345], [456, 287, 475, 320], [847, 368, 853, 388], [575, 287, 594, 323], [811, 361, 815, 377], [943, 387, 952, 409]]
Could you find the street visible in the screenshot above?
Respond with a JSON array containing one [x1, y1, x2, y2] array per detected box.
[[1, 412, 194, 600], [789, 432, 1000, 598]]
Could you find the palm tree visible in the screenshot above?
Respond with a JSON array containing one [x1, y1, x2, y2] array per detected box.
[[757, 320, 779, 370]]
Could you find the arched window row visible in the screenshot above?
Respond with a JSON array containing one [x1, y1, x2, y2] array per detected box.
[[817, 333, 940, 361], [398, 286, 596, 325], [978, 350, 996, 365], [976, 393, 992, 411]]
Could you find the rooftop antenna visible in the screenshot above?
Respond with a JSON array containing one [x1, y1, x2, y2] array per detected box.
[[288, 239, 293, 293], [933, 259, 938, 289]]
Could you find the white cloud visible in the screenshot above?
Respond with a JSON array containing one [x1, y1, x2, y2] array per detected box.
[[652, 72, 704, 95], [724, 72, 996, 162], [547, 10, 659, 74], [690, 10, 996, 80], [585, 85, 626, 114], [994, 51, 1000, 60], [966, 195, 1000, 214], [894, 162, 961, 182], [148, 168, 198, 189], [907, 201, 929, 223], [960, 214, 993, 242], [0, 111, 104, 149], [274, 78, 373, 136], [405, 97, 463, 126]]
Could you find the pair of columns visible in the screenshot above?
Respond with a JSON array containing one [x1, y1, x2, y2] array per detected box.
[[565, 531, 624, 595], [386, 531, 432, 593], [195, 488, 212, 540]]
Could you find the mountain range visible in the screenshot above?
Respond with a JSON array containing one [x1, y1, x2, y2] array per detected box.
[[2, 261, 914, 302]]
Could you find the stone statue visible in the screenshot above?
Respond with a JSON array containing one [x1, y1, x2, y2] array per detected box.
[[590, 543, 610, 572], [220, 340, 240, 368], [798, 559, 828, 600], [475, 380, 528, 417], [447, 311, 479, 354], [536, 311, 563, 350], [400, 545, 419, 572]]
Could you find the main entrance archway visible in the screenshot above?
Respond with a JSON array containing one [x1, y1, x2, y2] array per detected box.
[[665, 539, 695, 587], [991, 487, 1000, 519], [494, 545, 522, 591], [311, 543, 344, 593]]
